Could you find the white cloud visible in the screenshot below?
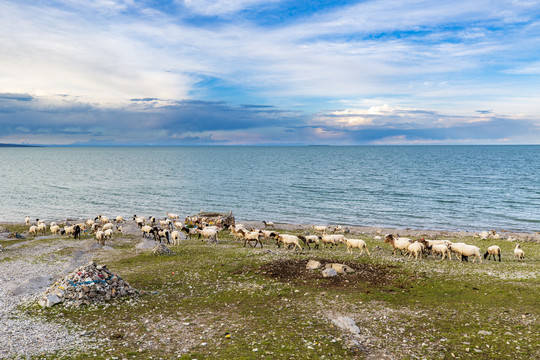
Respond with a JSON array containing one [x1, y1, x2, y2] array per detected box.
[[181, 0, 281, 16]]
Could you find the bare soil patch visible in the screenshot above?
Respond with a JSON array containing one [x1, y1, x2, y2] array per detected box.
[[254, 259, 406, 291]]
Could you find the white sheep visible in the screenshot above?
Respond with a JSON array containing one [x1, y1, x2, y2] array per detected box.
[[115, 215, 124, 223], [166, 212, 180, 219], [50, 224, 61, 235], [29, 225, 38, 236], [133, 215, 146, 228], [298, 234, 321, 250], [384, 234, 413, 255], [448, 243, 482, 263], [86, 218, 95, 227], [37, 222, 47, 235], [406, 241, 425, 260], [50, 221, 57, 227], [102, 223, 113, 231], [25, 216, 30, 225], [141, 225, 154, 238], [321, 234, 345, 248], [243, 230, 264, 248], [98, 215, 109, 223], [312, 225, 328, 234], [514, 244, 524, 260], [160, 218, 173, 229], [431, 244, 452, 260], [277, 234, 302, 251], [484, 245, 501, 262], [343, 238, 370, 256], [262, 221, 275, 228], [171, 230, 181, 245], [104, 228, 113, 240], [95, 230, 105, 245], [197, 228, 219, 243]]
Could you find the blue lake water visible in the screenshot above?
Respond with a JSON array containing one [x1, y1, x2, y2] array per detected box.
[[0, 146, 538, 232]]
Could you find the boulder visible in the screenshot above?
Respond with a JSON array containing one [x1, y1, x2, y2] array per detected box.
[[332, 316, 360, 334], [325, 263, 355, 274], [306, 260, 322, 270], [38, 294, 61, 308], [322, 268, 338, 277]]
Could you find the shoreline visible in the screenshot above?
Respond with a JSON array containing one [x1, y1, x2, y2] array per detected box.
[[3, 218, 538, 243]]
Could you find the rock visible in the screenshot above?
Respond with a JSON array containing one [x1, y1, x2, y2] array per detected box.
[[38, 294, 62, 307], [332, 316, 360, 334], [478, 330, 492, 336], [326, 263, 355, 274], [322, 268, 338, 277], [151, 243, 173, 256], [306, 260, 322, 270]]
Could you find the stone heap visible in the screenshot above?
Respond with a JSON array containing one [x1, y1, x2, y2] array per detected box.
[[151, 243, 173, 256], [38, 261, 138, 307]]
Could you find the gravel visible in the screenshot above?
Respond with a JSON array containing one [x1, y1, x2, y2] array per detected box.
[[0, 239, 100, 358]]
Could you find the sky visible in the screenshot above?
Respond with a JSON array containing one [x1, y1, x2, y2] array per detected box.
[[1, 0, 540, 146]]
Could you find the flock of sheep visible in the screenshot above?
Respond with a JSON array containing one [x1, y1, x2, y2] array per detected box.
[[22, 214, 527, 263]]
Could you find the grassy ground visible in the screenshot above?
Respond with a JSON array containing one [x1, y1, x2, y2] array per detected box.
[[6, 226, 539, 359]]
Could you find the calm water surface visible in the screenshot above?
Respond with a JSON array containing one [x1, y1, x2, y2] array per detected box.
[[0, 146, 538, 232]]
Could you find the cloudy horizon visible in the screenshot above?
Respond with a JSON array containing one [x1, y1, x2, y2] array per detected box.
[[1, 0, 540, 146]]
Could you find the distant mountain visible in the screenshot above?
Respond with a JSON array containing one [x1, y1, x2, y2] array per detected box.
[[0, 143, 40, 147]]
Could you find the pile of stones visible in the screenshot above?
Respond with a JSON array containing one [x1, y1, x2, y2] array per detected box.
[[151, 243, 173, 256], [38, 261, 138, 307]]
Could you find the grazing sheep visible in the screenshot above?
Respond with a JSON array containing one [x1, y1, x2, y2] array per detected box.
[[25, 216, 30, 225], [156, 228, 170, 244], [243, 230, 264, 248], [102, 223, 114, 231], [181, 226, 199, 239], [406, 241, 425, 260], [229, 224, 247, 241], [259, 229, 279, 242], [29, 225, 38, 236], [448, 243, 482, 263], [384, 234, 413, 255], [262, 221, 275, 228], [50, 225, 61, 235], [298, 234, 321, 250], [277, 234, 302, 251], [97, 215, 109, 223], [333, 225, 344, 233], [166, 212, 180, 220], [116, 226, 123, 234], [133, 215, 146, 228], [37, 222, 47, 235], [321, 234, 345, 248], [86, 218, 95, 227], [343, 238, 370, 256], [141, 225, 154, 238], [50, 221, 57, 227], [174, 221, 186, 230], [514, 244, 525, 260], [431, 244, 452, 260], [312, 225, 328, 234], [160, 218, 173, 230], [95, 230, 105, 245], [115, 215, 124, 223], [171, 230, 181, 245], [484, 245, 501, 262], [103, 228, 113, 241], [197, 228, 219, 243]]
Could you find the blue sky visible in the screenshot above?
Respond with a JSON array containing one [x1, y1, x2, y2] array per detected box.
[[1, 0, 539, 145]]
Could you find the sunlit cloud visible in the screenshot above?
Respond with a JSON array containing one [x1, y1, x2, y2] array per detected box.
[[0, 0, 539, 145]]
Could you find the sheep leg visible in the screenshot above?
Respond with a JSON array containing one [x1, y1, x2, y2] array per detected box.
[[498, 253, 501, 262]]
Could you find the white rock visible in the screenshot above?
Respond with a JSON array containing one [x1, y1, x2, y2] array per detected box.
[[38, 294, 62, 307], [322, 268, 338, 277], [306, 260, 322, 270], [332, 316, 360, 334]]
